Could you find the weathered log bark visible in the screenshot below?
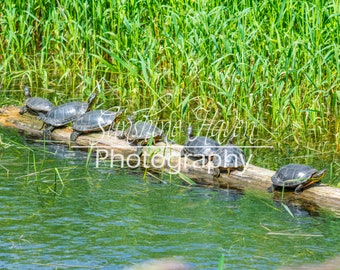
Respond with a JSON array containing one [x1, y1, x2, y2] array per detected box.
[[1, 105, 339, 215]]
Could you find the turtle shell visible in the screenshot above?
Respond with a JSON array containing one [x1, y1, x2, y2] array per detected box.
[[26, 97, 54, 113], [41, 94, 96, 127], [20, 86, 54, 115], [41, 101, 89, 126], [125, 121, 163, 142], [181, 136, 220, 157], [213, 144, 245, 169], [72, 110, 121, 132], [271, 164, 324, 188]]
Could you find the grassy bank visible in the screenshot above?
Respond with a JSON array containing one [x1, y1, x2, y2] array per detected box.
[[0, 0, 339, 146]]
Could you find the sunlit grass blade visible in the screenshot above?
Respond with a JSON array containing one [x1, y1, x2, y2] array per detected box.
[[218, 254, 225, 270], [178, 172, 196, 185], [54, 167, 64, 187]]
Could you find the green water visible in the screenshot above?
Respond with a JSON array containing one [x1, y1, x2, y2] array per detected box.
[[0, 127, 340, 269]]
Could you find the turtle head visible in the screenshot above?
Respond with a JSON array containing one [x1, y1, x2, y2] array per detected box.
[[116, 108, 125, 116], [127, 115, 135, 124], [187, 126, 193, 139], [114, 109, 125, 123], [227, 133, 237, 144], [24, 85, 31, 98], [87, 93, 97, 106], [37, 112, 46, 121], [312, 169, 326, 180]]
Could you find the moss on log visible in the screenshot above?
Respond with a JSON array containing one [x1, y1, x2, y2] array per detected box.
[[1, 105, 339, 215]]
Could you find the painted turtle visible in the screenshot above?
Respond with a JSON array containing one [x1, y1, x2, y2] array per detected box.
[[268, 164, 326, 194], [70, 109, 123, 141], [39, 93, 96, 140], [181, 126, 220, 165], [213, 138, 246, 176], [119, 116, 168, 155], [19, 86, 55, 115]]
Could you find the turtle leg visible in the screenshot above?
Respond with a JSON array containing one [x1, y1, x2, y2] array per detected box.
[[117, 133, 126, 140], [128, 139, 136, 145], [202, 156, 210, 165], [294, 182, 318, 194], [196, 156, 208, 166], [70, 131, 81, 141], [43, 125, 55, 140], [39, 121, 46, 131], [267, 185, 275, 193], [294, 184, 304, 194], [37, 113, 45, 121], [108, 122, 116, 136], [299, 180, 320, 191], [180, 149, 186, 157], [213, 167, 220, 177], [19, 106, 26, 115], [136, 141, 145, 156]]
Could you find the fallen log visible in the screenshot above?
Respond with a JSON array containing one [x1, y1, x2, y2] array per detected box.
[[1, 105, 339, 215]]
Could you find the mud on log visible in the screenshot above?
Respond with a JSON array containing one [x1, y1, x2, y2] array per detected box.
[[1, 105, 340, 215]]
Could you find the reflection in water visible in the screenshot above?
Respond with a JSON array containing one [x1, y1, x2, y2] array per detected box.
[[127, 258, 190, 270], [25, 138, 90, 163], [273, 200, 318, 218], [185, 185, 242, 203], [280, 256, 340, 270], [1, 129, 340, 269]]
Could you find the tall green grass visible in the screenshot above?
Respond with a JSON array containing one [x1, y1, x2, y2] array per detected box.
[[0, 0, 339, 145]]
